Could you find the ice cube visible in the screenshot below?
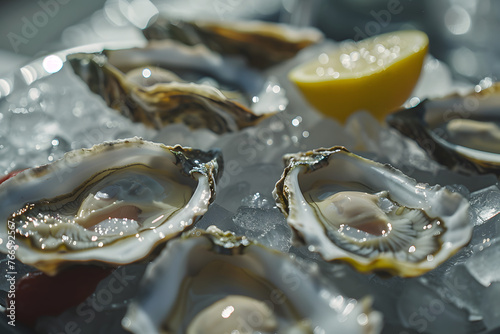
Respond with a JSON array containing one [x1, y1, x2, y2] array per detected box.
[[479, 281, 500, 331], [0, 257, 38, 293], [411, 56, 458, 100], [46, 135, 71, 163], [298, 116, 355, 151], [247, 222, 292, 253], [0, 316, 34, 334], [153, 124, 218, 150], [433, 171, 498, 193], [240, 192, 274, 210], [252, 77, 288, 116], [230, 202, 292, 252], [36, 264, 147, 334], [213, 114, 298, 167], [397, 278, 481, 334]]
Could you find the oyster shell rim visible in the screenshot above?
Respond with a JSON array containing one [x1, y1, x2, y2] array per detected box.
[[67, 40, 280, 134], [142, 17, 324, 69], [273, 146, 473, 277]]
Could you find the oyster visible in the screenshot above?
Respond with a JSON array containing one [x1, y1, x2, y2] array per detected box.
[[273, 147, 472, 277], [68, 41, 275, 134], [0, 138, 221, 275], [143, 17, 323, 69], [122, 226, 382, 334], [387, 81, 500, 175]]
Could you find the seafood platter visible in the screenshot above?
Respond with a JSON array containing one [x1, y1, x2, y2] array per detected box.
[[1, 9, 500, 334]]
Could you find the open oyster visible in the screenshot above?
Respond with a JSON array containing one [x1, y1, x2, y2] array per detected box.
[[143, 17, 323, 69], [68, 41, 276, 134], [122, 226, 382, 334], [273, 147, 472, 277], [0, 138, 221, 275], [387, 81, 500, 175]]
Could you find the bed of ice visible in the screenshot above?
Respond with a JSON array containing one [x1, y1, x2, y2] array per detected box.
[[1, 41, 500, 334]]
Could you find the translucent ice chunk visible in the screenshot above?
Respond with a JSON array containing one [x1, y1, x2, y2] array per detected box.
[[0, 257, 37, 294], [232, 206, 292, 252], [252, 77, 288, 116], [418, 262, 484, 320], [479, 281, 500, 331], [195, 203, 234, 232], [232, 206, 283, 233], [466, 238, 500, 287], [469, 186, 500, 225], [213, 113, 299, 169], [215, 163, 284, 213], [240, 192, 273, 209], [411, 56, 460, 100], [252, 222, 292, 253], [92, 218, 140, 237], [46, 135, 71, 163], [152, 124, 218, 150], [0, 137, 14, 175], [1, 63, 155, 174], [469, 211, 500, 246], [345, 111, 442, 175], [35, 264, 147, 334]]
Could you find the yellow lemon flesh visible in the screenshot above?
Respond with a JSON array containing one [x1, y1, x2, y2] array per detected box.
[[289, 30, 429, 123]]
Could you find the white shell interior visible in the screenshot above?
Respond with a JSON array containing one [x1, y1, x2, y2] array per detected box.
[[0, 138, 217, 275], [123, 228, 381, 334], [279, 149, 472, 276]]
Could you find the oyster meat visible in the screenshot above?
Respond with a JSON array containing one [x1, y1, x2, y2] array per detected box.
[[123, 226, 382, 334], [68, 40, 276, 134], [0, 137, 221, 275], [387, 81, 500, 175], [143, 17, 323, 69], [273, 147, 472, 277]]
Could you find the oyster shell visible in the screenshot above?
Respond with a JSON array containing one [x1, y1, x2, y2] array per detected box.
[[68, 41, 275, 134], [143, 17, 323, 68], [0, 138, 221, 275], [122, 226, 382, 334], [273, 147, 472, 277], [387, 82, 500, 175]]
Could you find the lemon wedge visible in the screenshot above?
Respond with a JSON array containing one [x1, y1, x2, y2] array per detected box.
[[289, 30, 428, 123]]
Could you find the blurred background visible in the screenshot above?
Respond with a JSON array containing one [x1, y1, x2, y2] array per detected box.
[[0, 0, 498, 82]]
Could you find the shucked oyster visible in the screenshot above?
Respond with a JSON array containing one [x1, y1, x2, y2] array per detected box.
[[68, 41, 275, 134], [143, 17, 323, 69], [122, 226, 382, 334], [273, 147, 472, 277], [387, 81, 500, 175], [0, 138, 221, 275]]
